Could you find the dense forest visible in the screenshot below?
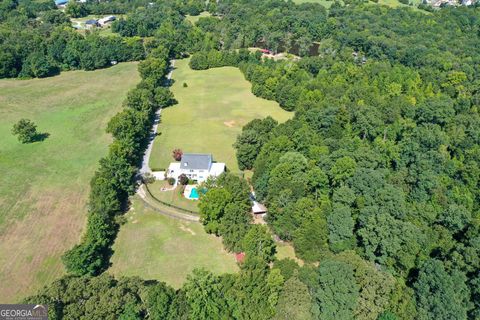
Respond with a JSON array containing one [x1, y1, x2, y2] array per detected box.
[[5, 0, 478, 319]]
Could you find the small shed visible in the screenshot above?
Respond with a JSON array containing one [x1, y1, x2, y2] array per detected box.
[[85, 19, 99, 29], [99, 15, 116, 26], [54, 0, 68, 6], [252, 201, 267, 218]]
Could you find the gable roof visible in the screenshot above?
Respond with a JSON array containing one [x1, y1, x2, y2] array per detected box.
[[181, 153, 212, 170], [252, 201, 267, 214]]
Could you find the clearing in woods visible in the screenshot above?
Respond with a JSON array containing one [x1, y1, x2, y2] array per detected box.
[[149, 58, 292, 174]]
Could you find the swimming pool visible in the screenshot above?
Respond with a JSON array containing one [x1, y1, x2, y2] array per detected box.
[[189, 187, 200, 200]]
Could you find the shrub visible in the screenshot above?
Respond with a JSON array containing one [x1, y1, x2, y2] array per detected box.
[[143, 172, 156, 184], [183, 82, 188, 87], [178, 174, 189, 185], [168, 177, 176, 185], [172, 148, 183, 161]]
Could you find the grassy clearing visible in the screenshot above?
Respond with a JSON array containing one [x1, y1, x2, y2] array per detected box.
[[109, 197, 238, 288], [276, 242, 305, 266], [292, 0, 334, 7], [149, 59, 292, 174], [0, 62, 140, 302], [147, 180, 199, 213], [185, 11, 212, 24], [71, 14, 125, 36]]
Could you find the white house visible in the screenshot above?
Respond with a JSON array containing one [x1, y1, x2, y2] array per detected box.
[[167, 153, 225, 183], [98, 15, 116, 26]]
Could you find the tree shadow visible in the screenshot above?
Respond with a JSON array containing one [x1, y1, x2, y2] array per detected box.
[[33, 132, 50, 142]]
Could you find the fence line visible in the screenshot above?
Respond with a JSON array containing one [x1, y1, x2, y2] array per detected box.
[[144, 183, 199, 215]]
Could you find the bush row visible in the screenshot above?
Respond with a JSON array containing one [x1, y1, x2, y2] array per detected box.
[[189, 49, 259, 70], [61, 48, 175, 276]]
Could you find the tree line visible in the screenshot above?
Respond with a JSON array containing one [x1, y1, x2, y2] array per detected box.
[[61, 43, 175, 275]]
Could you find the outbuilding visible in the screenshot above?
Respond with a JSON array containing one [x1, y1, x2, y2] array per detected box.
[[98, 15, 116, 26], [252, 201, 268, 218], [85, 19, 99, 29], [55, 0, 68, 6]]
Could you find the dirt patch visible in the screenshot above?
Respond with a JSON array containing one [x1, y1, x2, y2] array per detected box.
[[223, 120, 235, 128], [0, 188, 86, 302], [179, 224, 196, 235]]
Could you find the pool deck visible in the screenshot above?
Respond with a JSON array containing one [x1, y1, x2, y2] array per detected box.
[[183, 185, 199, 200]]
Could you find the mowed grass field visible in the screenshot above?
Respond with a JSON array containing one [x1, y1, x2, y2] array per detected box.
[[149, 59, 292, 173], [109, 197, 238, 288], [0, 63, 139, 302]]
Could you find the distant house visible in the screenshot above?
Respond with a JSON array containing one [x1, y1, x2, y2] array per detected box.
[[85, 19, 99, 29], [55, 0, 68, 6], [98, 15, 116, 26], [167, 153, 225, 183]]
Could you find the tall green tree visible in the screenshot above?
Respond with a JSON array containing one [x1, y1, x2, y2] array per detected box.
[[11, 118, 39, 143], [198, 188, 232, 234], [242, 225, 276, 263], [183, 269, 228, 320], [314, 259, 359, 320], [414, 259, 471, 320], [274, 275, 313, 320]]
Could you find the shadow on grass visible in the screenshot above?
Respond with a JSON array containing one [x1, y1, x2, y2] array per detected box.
[[32, 132, 50, 142]]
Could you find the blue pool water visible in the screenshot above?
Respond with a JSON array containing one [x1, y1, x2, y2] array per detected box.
[[189, 187, 200, 199]]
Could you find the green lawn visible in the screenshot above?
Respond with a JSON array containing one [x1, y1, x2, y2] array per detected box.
[[0, 62, 139, 302], [293, 0, 334, 8], [147, 181, 199, 213], [276, 242, 305, 266], [109, 197, 238, 288], [149, 59, 292, 174]]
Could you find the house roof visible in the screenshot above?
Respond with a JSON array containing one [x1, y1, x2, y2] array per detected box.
[[180, 153, 212, 170], [55, 0, 68, 5], [252, 201, 267, 214], [85, 19, 98, 25]]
